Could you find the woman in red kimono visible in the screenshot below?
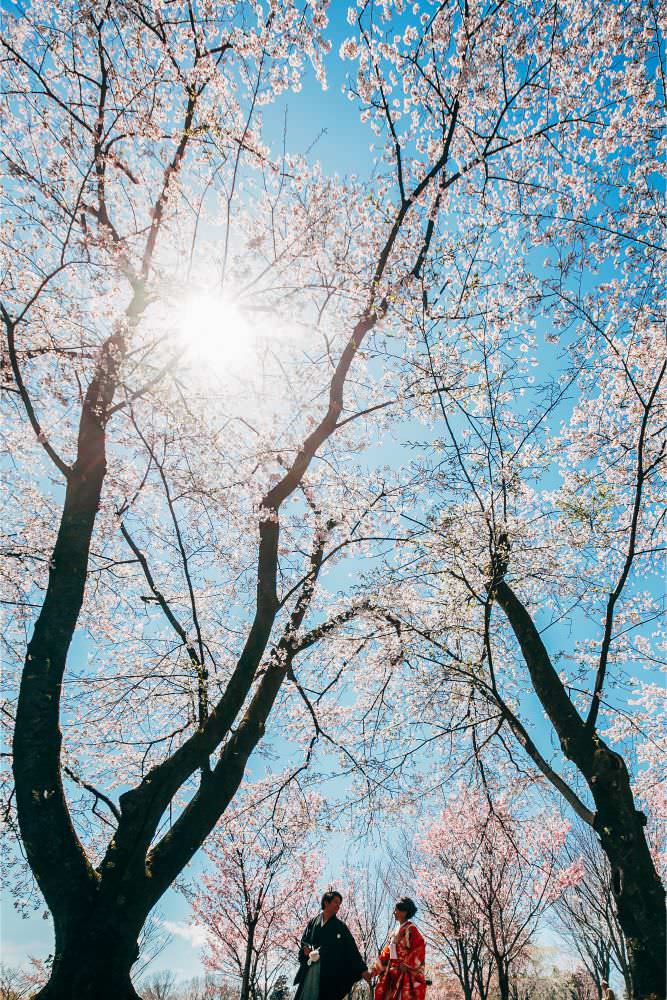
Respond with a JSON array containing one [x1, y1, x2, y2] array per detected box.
[[372, 897, 426, 1000]]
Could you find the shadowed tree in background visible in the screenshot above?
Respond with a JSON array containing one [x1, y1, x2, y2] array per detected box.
[[343, 863, 395, 973], [552, 823, 631, 999], [189, 789, 322, 1000], [415, 788, 577, 1000], [139, 972, 177, 1000]]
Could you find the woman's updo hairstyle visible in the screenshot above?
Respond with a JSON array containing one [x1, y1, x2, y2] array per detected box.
[[396, 897, 417, 919]]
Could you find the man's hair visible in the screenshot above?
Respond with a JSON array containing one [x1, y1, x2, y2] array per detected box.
[[321, 889, 343, 909], [395, 897, 417, 919]]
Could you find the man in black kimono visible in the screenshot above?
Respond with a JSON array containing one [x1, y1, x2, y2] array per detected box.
[[294, 890, 370, 1000]]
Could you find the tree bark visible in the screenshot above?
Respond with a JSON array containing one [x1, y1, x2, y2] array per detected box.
[[452, 937, 474, 1000], [32, 897, 144, 1000], [459, 950, 474, 1000], [474, 952, 492, 1000], [13, 326, 127, 913]]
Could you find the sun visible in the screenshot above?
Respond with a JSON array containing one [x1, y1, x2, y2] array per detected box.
[[176, 291, 255, 372]]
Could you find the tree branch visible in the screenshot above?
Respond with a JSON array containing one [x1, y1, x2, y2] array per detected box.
[[2, 305, 72, 478], [63, 765, 120, 825], [493, 579, 587, 758], [586, 357, 667, 731]]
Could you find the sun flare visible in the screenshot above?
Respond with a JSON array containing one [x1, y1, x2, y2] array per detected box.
[[176, 292, 254, 372]]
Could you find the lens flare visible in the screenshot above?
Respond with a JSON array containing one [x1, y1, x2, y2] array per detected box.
[[176, 292, 254, 372]]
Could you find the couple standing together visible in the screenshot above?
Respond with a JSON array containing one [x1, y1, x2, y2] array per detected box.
[[294, 890, 426, 1000]]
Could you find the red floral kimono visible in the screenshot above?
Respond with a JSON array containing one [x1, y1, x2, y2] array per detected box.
[[373, 921, 426, 1000]]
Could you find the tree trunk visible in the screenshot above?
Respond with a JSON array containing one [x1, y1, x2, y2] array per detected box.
[[240, 920, 257, 1000], [493, 581, 666, 1000], [589, 939, 611, 996], [617, 946, 633, 1000], [32, 904, 144, 1000], [456, 942, 474, 1000], [495, 960, 510, 1000], [591, 744, 664, 1000], [474, 950, 493, 1000]]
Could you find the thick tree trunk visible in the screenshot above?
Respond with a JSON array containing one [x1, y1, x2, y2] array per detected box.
[[591, 744, 665, 1000], [33, 903, 144, 1000]]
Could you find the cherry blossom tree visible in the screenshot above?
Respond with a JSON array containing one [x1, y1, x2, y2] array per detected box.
[[1, 1, 389, 996], [375, 269, 666, 994], [341, 863, 394, 972], [384, 249, 666, 996], [421, 877, 492, 1000], [0, 960, 49, 1000], [178, 978, 236, 1000], [510, 962, 598, 1000], [189, 788, 323, 1000], [138, 972, 178, 1000], [330, 3, 666, 996], [414, 789, 579, 1000]]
